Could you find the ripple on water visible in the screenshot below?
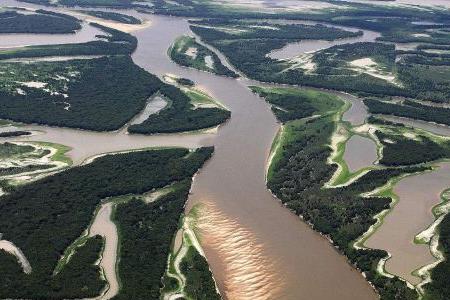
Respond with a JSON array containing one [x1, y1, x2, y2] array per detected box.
[[196, 203, 285, 300]]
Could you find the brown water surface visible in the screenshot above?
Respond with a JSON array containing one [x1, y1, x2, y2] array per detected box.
[[0, 2, 380, 299], [130, 14, 378, 300], [366, 162, 450, 285], [343, 134, 378, 172]]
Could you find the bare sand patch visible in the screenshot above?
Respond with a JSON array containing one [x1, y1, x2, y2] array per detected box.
[[185, 47, 198, 59], [349, 57, 397, 82]]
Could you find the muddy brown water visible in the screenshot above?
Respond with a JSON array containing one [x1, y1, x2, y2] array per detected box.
[[5, 1, 449, 298], [366, 162, 450, 285], [343, 134, 378, 173], [130, 14, 378, 300]]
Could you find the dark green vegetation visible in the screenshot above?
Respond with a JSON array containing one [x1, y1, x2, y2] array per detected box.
[[271, 116, 424, 300], [181, 246, 221, 300], [0, 236, 105, 299], [0, 131, 32, 138], [128, 83, 230, 134], [0, 23, 137, 59], [0, 9, 80, 34], [0, 56, 160, 131], [59, 0, 135, 7], [170, 35, 237, 77], [80, 10, 141, 24], [0, 55, 228, 133], [187, 13, 450, 103], [396, 61, 450, 103], [0, 147, 213, 299], [364, 98, 450, 126], [0, 142, 35, 158], [176, 77, 195, 87], [0, 164, 55, 176], [259, 87, 426, 299], [189, 20, 407, 96], [113, 181, 190, 300], [376, 130, 450, 166], [250, 86, 341, 123], [424, 214, 450, 300]]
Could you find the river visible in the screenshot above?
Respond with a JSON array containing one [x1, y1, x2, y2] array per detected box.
[[3, 1, 450, 299], [0, 3, 379, 299], [130, 13, 378, 300]]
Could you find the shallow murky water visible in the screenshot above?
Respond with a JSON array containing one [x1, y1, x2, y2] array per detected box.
[[366, 162, 450, 285], [268, 26, 380, 60], [88, 202, 119, 300], [343, 134, 378, 172], [0, 20, 103, 49]]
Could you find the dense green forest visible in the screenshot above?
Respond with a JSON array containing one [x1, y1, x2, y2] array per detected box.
[[80, 10, 141, 24], [269, 115, 425, 300], [424, 214, 450, 300], [250, 86, 341, 123], [256, 87, 425, 299], [0, 10, 81, 33], [189, 21, 411, 98], [0, 147, 212, 299], [170, 35, 237, 77], [376, 131, 450, 166], [364, 98, 450, 126], [180, 245, 221, 300], [0, 131, 32, 138], [0, 236, 106, 299], [0, 23, 137, 59], [128, 83, 230, 134], [0, 56, 160, 131], [0, 55, 229, 133], [189, 18, 450, 103], [112, 181, 191, 300]]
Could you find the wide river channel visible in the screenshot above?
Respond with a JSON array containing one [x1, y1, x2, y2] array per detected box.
[[2, 1, 450, 299]]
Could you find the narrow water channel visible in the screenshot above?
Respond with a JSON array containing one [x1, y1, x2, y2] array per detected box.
[[88, 202, 119, 300]]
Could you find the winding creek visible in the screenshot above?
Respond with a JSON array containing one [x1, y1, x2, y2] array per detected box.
[[1, 1, 450, 299]]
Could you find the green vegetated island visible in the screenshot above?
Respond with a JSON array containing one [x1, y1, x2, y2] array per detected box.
[[3, 0, 450, 299], [0, 147, 220, 299], [79, 10, 142, 24], [0, 8, 81, 33], [169, 35, 238, 77], [254, 85, 450, 300], [0, 18, 230, 133]]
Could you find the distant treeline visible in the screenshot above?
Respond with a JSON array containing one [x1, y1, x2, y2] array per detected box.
[[0, 131, 32, 138], [80, 10, 141, 24], [0, 10, 81, 34], [0, 23, 137, 60], [364, 98, 450, 126]]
